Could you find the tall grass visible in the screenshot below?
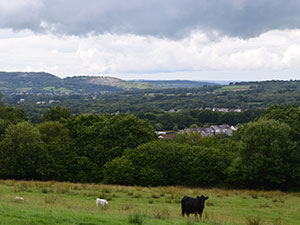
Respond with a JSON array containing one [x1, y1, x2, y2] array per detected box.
[[0, 180, 299, 225], [44, 195, 57, 204], [128, 213, 145, 225], [246, 216, 263, 225]]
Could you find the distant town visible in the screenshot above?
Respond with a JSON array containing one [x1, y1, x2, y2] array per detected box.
[[157, 124, 238, 139]]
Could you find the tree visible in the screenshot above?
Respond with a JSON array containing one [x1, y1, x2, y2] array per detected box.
[[37, 121, 76, 181], [258, 104, 300, 141], [0, 119, 10, 138], [174, 132, 203, 145], [188, 146, 230, 186], [0, 106, 27, 124], [119, 141, 190, 186], [40, 105, 72, 122], [64, 113, 157, 182], [104, 140, 231, 187], [229, 119, 297, 189], [38, 121, 70, 144], [0, 121, 48, 180], [103, 157, 135, 185]]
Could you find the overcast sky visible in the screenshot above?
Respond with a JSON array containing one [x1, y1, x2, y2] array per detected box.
[[1, 0, 300, 81]]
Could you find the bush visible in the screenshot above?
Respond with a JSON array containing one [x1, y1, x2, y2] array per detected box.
[[103, 157, 135, 185], [104, 140, 231, 187], [128, 213, 144, 225], [246, 216, 263, 225]]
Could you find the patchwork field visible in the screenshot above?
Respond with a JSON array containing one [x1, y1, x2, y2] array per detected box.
[[0, 180, 299, 225], [214, 85, 251, 93]]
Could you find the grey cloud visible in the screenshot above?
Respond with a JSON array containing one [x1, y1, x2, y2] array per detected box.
[[0, 0, 42, 31], [1, 0, 300, 38]]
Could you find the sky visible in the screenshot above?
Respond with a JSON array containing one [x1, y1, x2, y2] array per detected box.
[[1, 0, 300, 81]]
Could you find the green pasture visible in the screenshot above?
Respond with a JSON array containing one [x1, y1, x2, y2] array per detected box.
[[43, 86, 56, 91], [0, 180, 299, 225], [214, 85, 251, 93], [56, 87, 71, 92]]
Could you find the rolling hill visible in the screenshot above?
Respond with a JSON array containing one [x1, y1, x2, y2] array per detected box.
[[0, 72, 217, 95]]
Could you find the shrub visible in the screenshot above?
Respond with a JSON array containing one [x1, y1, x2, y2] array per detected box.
[[45, 195, 57, 204], [273, 218, 283, 225], [165, 197, 172, 204], [246, 217, 263, 225], [128, 213, 144, 225], [151, 193, 160, 199], [103, 157, 135, 185], [153, 209, 170, 219], [133, 193, 142, 198]]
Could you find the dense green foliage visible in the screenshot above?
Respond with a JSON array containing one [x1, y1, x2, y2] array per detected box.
[[0, 97, 299, 190], [63, 113, 157, 182], [0, 101, 157, 183], [6, 79, 300, 126], [0, 122, 48, 180], [137, 109, 263, 130], [104, 141, 230, 187], [40, 105, 72, 122], [7, 94, 264, 128], [228, 118, 299, 190]]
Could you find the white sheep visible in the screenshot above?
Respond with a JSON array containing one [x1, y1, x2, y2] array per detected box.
[[15, 196, 24, 201], [96, 198, 108, 207]]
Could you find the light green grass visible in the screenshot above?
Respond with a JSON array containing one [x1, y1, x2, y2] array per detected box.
[[116, 81, 155, 90], [56, 87, 71, 92], [0, 180, 299, 225], [43, 86, 56, 91], [214, 85, 251, 93]]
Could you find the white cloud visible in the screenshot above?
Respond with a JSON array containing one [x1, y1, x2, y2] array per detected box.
[[282, 45, 300, 66], [1, 28, 300, 80], [2, 1, 300, 82]]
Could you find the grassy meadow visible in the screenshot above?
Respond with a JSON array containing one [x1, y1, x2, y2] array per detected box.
[[0, 180, 299, 225], [214, 85, 251, 93]]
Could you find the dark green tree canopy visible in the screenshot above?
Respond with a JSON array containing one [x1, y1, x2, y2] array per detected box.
[[258, 104, 300, 141], [0, 121, 48, 180], [230, 118, 298, 189], [62, 113, 157, 182], [103, 140, 230, 187], [40, 105, 72, 122]]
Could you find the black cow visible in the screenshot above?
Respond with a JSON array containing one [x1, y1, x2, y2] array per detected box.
[[181, 195, 208, 219]]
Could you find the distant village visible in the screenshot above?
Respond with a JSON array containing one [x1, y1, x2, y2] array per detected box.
[[157, 124, 238, 139], [18, 98, 241, 138], [168, 107, 242, 113]]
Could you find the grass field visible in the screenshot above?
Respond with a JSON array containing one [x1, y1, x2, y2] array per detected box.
[[0, 180, 299, 225], [214, 85, 251, 93]]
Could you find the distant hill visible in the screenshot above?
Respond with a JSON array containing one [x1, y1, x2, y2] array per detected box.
[[0, 72, 217, 95], [131, 80, 216, 88]]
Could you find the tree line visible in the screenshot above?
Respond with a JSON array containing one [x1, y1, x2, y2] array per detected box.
[[5, 92, 265, 129], [7, 79, 300, 121], [0, 100, 299, 190], [136, 109, 264, 130]]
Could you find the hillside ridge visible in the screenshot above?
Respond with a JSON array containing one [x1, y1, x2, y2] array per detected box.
[[0, 71, 216, 95]]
